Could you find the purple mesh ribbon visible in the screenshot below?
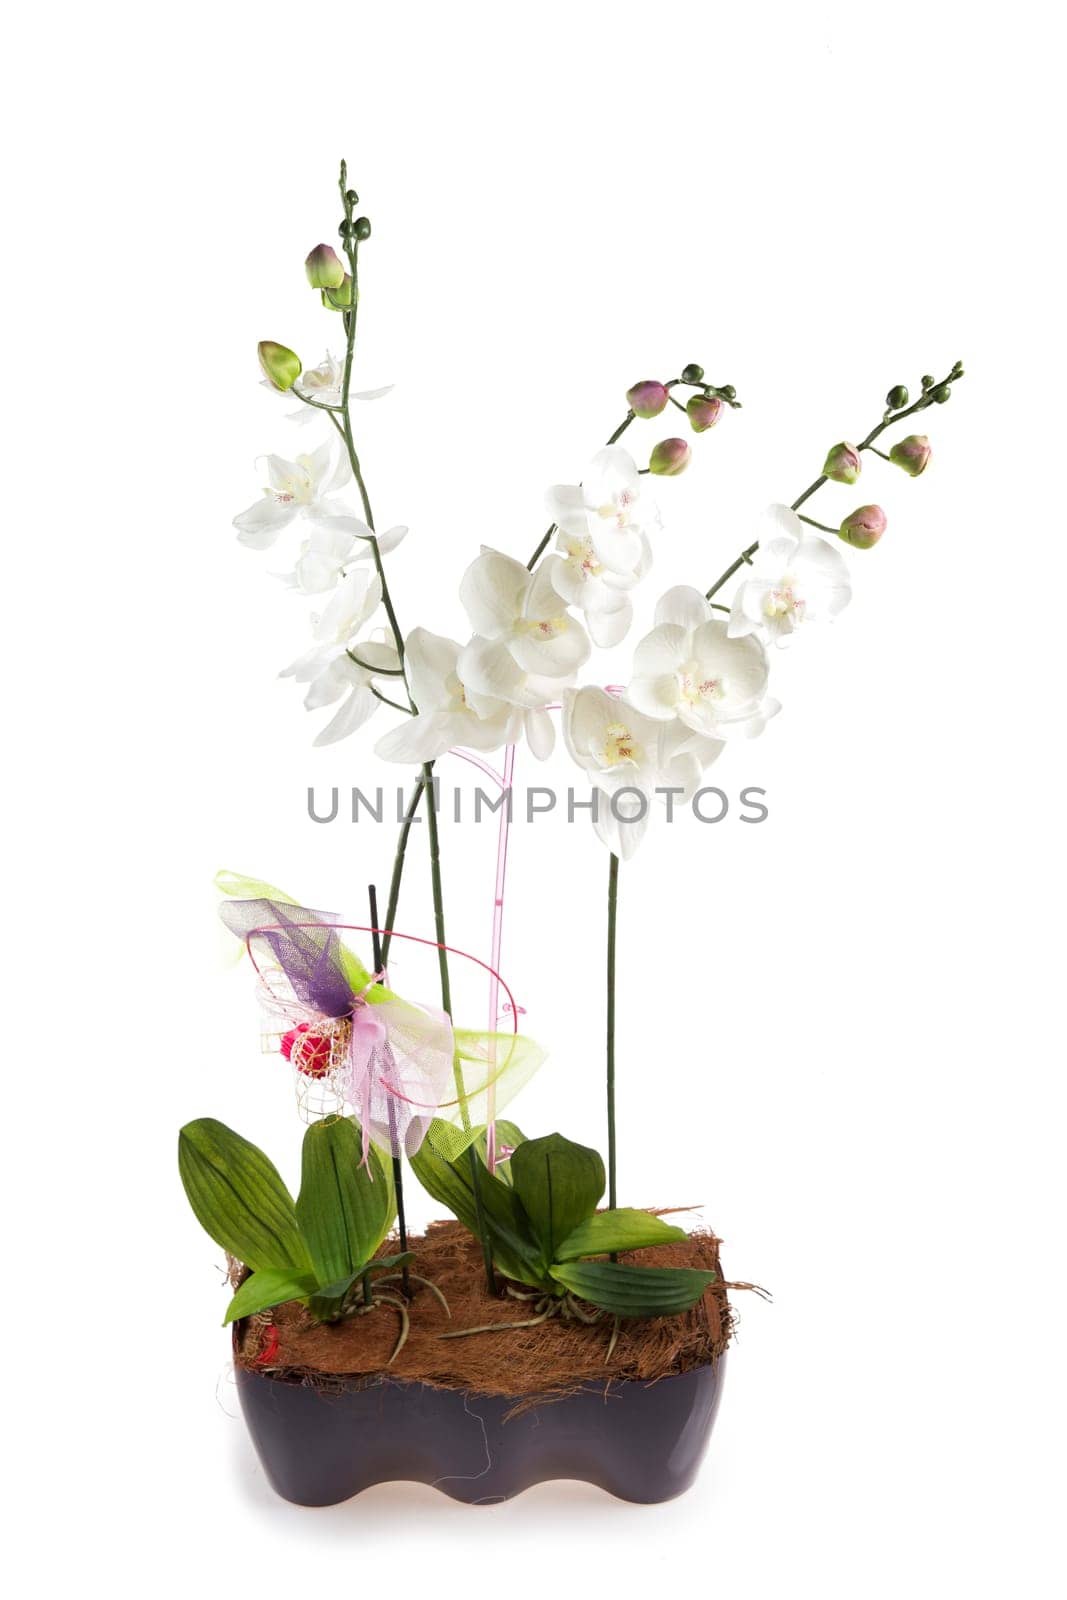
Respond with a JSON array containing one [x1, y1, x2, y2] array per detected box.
[[219, 898, 354, 1017]]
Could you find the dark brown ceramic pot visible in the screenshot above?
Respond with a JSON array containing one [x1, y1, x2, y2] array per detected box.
[[234, 1354, 726, 1505]]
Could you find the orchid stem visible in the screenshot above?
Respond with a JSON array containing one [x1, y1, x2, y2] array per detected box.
[[335, 173, 413, 707], [607, 851, 619, 1213], [370, 686, 412, 715], [292, 390, 341, 414], [704, 361, 965, 600], [333, 161, 494, 1291], [422, 760, 497, 1295], [524, 412, 636, 570], [370, 883, 411, 1298], [380, 779, 423, 969], [705, 542, 758, 603]]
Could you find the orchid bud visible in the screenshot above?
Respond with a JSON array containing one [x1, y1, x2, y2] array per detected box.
[[353, 216, 372, 241], [322, 273, 353, 311], [257, 340, 302, 392], [889, 433, 932, 477], [305, 243, 345, 289], [649, 437, 691, 476], [823, 441, 862, 484], [681, 363, 704, 384], [626, 379, 669, 418], [839, 505, 887, 549], [686, 394, 723, 433], [886, 384, 909, 410]]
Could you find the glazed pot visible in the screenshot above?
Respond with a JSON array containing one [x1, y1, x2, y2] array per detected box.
[[234, 1355, 726, 1505]]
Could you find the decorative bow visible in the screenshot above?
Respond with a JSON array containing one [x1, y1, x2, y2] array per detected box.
[[219, 895, 454, 1163], [216, 873, 547, 1163]]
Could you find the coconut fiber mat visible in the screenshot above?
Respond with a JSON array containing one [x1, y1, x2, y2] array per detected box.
[[235, 1220, 734, 1395]]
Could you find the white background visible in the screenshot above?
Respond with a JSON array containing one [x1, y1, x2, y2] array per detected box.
[[5, 2, 1065, 1594]]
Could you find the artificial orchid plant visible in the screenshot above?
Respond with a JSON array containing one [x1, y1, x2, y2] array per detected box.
[[179, 160, 965, 1362]]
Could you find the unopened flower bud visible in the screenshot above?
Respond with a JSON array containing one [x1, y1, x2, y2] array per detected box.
[[886, 384, 909, 409], [257, 340, 302, 392], [839, 505, 887, 549], [681, 362, 704, 384], [626, 379, 669, 418], [305, 243, 345, 289], [345, 188, 360, 207], [931, 383, 951, 403], [323, 274, 353, 311], [823, 441, 862, 484], [686, 393, 723, 432], [353, 216, 372, 240], [889, 433, 932, 477], [649, 437, 691, 476]]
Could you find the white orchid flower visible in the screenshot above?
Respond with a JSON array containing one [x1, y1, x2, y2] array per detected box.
[[456, 634, 561, 758], [280, 568, 383, 677], [375, 627, 556, 764], [728, 506, 852, 646], [459, 549, 591, 680], [279, 571, 398, 746], [626, 586, 780, 740], [277, 352, 394, 425], [305, 640, 399, 747], [550, 528, 650, 648], [286, 515, 408, 595], [546, 446, 661, 577], [232, 441, 352, 549], [563, 686, 723, 859]]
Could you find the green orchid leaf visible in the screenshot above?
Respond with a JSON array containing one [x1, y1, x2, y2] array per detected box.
[[410, 1120, 481, 1234], [307, 1290, 354, 1323], [223, 1265, 318, 1325], [509, 1134, 605, 1262], [296, 1117, 395, 1288], [307, 1252, 418, 1323], [310, 1269, 366, 1304], [178, 1118, 308, 1272], [365, 1251, 415, 1275], [549, 1260, 717, 1318], [472, 1120, 526, 1187], [410, 1120, 546, 1287], [554, 1209, 688, 1263], [308, 1254, 412, 1318], [313, 1252, 415, 1300]]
